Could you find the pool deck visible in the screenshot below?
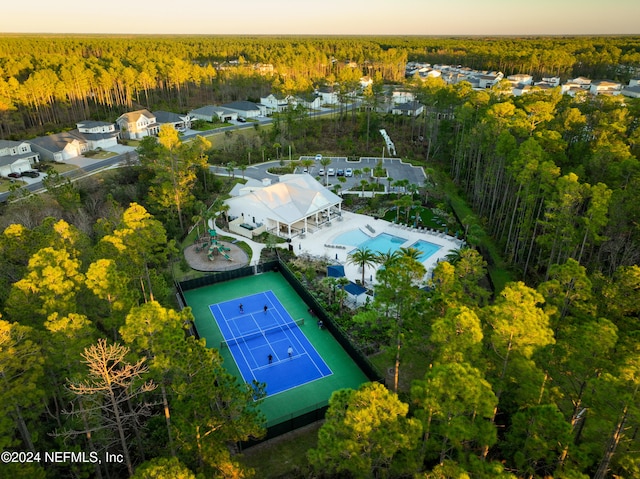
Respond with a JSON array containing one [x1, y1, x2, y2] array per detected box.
[[291, 211, 464, 288]]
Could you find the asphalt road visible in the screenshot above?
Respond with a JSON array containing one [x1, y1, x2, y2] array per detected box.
[[0, 151, 136, 203], [1, 100, 424, 204]]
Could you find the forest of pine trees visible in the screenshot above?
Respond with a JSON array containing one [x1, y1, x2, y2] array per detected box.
[[1, 35, 640, 478], [1, 35, 639, 138]]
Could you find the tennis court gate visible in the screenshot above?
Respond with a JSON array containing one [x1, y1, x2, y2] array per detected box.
[[175, 259, 384, 443]]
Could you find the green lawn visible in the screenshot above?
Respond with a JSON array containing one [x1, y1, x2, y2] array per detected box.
[[241, 422, 320, 478], [0, 179, 20, 192], [85, 150, 117, 160], [383, 205, 458, 233]]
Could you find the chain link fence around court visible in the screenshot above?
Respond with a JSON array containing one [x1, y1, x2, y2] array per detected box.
[[175, 258, 383, 443]]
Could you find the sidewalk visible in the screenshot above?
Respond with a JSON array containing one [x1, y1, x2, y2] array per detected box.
[[208, 218, 265, 266]]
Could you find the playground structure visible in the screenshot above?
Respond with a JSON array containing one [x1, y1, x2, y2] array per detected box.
[[193, 229, 233, 262]]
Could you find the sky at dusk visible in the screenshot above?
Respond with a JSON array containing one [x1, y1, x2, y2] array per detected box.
[[2, 0, 639, 36]]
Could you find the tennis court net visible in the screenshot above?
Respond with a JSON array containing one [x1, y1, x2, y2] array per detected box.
[[220, 318, 304, 349]]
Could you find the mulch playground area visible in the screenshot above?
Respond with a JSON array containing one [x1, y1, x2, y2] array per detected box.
[[183, 231, 249, 272]]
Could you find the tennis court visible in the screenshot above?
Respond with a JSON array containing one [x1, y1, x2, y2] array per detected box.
[[210, 291, 332, 396], [183, 271, 371, 426]]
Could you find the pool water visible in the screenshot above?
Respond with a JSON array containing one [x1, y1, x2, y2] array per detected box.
[[333, 230, 408, 255], [410, 240, 441, 261]]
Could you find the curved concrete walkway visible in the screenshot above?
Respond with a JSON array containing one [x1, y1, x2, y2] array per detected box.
[[208, 218, 265, 266]]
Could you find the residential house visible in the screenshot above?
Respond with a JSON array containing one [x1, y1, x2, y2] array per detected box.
[[316, 85, 339, 105], [542, 76, 561, 87], [294, 93, 322, 110], [589, 80, 622, 96], [189, 105, 237, 123], [440, 72, 469, 85], [415, 68, 442, 81], [221, 101, 266, 119], [507, 73, 534, 85], [391, 90, 415, 105], [359, 76, 373, 89], [476, 72, 504, 89], [28, 131, 89, 161], [391, 102, 424, 117], [154, 111, 193, 132], [76, 121, 119, 150], [566, 77, 592, 89], [253, 63, 274, 74], [116, 109, 159, 140], [260, 93, 297, 114], [621, 85, 640, 99], [512, 84, 533, 96], [0, 140, 40, 177]]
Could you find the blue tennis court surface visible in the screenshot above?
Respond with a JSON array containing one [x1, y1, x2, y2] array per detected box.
[[209, 290, 332, 397]]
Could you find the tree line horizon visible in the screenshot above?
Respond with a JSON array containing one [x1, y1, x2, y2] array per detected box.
[[1, 35, 639, 138]]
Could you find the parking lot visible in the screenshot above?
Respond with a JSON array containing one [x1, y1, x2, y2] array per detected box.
[[287, 156, 427, 191]]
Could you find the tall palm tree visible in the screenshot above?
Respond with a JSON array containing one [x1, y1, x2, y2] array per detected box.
[[301, 158, 314, 173], [335, 276, 350, 312], [445, 247, 466, 265], [320, 157, 331, 186], [376, 250, 400, 269], [399, 246, 422, 262], [347, 247, 379, 285]]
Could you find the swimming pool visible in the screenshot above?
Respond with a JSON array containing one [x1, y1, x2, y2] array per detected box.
[[409, 240, 441, 261], [332, 229, 408, 255]]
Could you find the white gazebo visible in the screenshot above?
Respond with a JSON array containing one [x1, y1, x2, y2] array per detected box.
[[225, 174, 343, 239]]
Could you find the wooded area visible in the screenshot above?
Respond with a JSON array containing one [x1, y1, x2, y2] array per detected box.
[[0, 35, 639, 478], [1, 35, 639, 138]]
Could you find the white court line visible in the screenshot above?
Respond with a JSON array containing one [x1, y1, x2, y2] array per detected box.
[[212, 304, 258, 383], [261, 291, 327, 376]]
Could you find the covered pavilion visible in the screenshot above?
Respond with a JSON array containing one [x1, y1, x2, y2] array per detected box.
[[224, 174, 343, 239]]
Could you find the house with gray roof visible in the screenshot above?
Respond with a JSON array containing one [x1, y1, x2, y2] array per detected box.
[[189, 105, 238, 123], [28, 119, 119, 162], [0, 140, 40, 177], [621, 85, 640, 99], [294, 93, 322, 110], [391, 102, 424, 117], [220, 101, 266, 119], [28, 131, 88, 162], [76, 121, 119, 149], [154, 110, 193, 131]]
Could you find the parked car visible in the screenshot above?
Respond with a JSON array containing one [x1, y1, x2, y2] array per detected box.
[[337, 169, 345, 176], [237, 117, 246, 123], [7, 172, 21, 178], [327, 168, 335, 176], [318, 168, 325, 175], [345, 168, 353, 177], [315, 154, 323, 161], [21, 170, 40, 178]]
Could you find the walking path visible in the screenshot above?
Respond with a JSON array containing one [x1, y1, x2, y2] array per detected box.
[[208, 218, 265, 266]]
